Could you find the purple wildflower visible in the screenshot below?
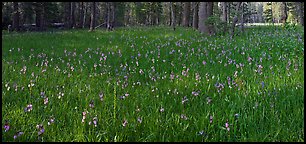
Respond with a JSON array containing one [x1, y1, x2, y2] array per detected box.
[[261, 81, 265, 88], [4, 121, 10, 132], [40, 92, 45, 98], [44, 97, 48, 105], [48, 117, 55, 125], [122, 119, 128, 127], [89, 100, 94, 108], [202, 61, 206, 65], [225, 119, 230, 131], [13, 131, 24, 139], [99, 92, 104, 101], [170, 72, 175, 80], [24, 104, 33, 112], [181, 96, 188, 104], [36, 124, 44, 136], [93, 116, 98, 127], [210, 115, 213, 124], [82, 111, 87, 123], [192, 91, 199, 96]]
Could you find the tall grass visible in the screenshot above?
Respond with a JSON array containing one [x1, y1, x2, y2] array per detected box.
[[2, 26, 304, 142]]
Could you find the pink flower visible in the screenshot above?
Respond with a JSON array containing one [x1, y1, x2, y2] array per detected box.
[[44, 97, 49, 105], [122, 119, 128, 127], [4, 121, 10, 132], [93, 117, 98, 127], [225, 119, 230, 131], [202, 61, 206, 65], [89, 100, 94, 108], [210, 115, 213, 124], [36, 124, 44, 136]]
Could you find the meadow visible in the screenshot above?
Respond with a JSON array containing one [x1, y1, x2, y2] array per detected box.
[[2, 26, 304, 142]]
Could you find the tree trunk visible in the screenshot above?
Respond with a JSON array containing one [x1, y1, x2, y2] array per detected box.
[[83, 2, 87, 28], [222, 2, 227, 22], [64, 2, 71, 29], [111, 2, 115, 29], [192, 2, 198, 29], [222, 2, 228, 34], [89, 2, 96, 31], [13, 2, 20, 31], [207, 2, 214, 35], [230, 2, 242, 39], [182, 2, 190, 27], [35, 2, 44, 31], [296, 2, 304, 26], [71, 2, 76, 28], [227, 2, 231, 23], [198, 2, 208, 34], [79, 2, 84, 28], [106, 2, 115, 30], [240, 3, 244, 33], [281, 2, 288, 25], [170, 2, 176, 30]]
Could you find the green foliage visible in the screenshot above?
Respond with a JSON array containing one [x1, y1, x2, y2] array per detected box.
[[114, 2, 126, 27], [263, 2, 273, 23], [205, 16, 228, 36], [2, 26, 304, 142]]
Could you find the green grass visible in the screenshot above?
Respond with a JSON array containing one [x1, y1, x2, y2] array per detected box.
[[2, 26, 304, 142]]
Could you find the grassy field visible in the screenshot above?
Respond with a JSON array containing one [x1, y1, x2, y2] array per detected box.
[[2, 26, 304, 142]]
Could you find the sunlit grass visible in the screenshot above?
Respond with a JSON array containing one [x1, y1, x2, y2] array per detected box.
[[2, 25, 304, 142]]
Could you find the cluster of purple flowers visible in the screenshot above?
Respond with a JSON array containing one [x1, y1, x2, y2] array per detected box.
[[24, 104, 33, 112]]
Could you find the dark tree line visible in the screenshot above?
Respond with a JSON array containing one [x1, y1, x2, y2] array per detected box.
[[2, 2, 304, 36]]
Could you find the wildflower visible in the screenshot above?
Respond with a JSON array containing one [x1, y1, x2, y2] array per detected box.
[[82, 111, 87, 123], [58, 92, 64, 99], [136, 106, 140, 112], [198, 130, 205, 136], [195, 73, 201, 81], [225, 119, 230, 131], [137, 117, 142, 123], [234, 113, 239, 119], [122, 119, 128, 127], [44, 97, 49, 105], [48, 117, 55, 125], [181, 96, 188, 104], [40, 92, 45, 98], [89, 100, 94, 108], [13, 131, 24, 139], [160, 107, 164, 112], [192, 91, 199, 96], [202, 61, 206, 65], [4, 121, 10, 132], [209, 115, 213, 124], [206, 97, 212, 104], [36, 124, 44, 136], [170, 72, 175, 80], [261, 81, 265, 88], [99, 92, 104, 101], [93, 116, 98, 127], [24, 104, 33, 112], [180, 114, 188, 120]]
